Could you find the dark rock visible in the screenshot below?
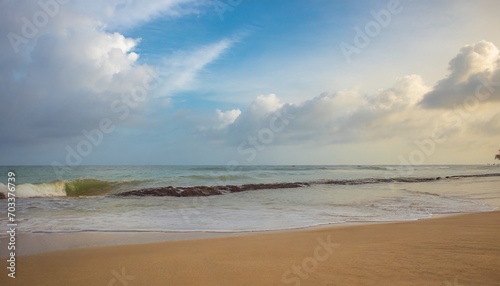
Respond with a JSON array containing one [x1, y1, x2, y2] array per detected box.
[[114, 181, 309, 198], [0, 192, 5, 199]]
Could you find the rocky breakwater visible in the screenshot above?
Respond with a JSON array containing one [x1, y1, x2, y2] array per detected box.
[[113, 182, 310, 197]]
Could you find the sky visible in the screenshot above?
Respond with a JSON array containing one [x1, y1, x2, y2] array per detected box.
[[1, 0, 500, 166]]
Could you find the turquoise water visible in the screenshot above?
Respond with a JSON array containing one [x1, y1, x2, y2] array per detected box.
[[0, 165, 498, 235]]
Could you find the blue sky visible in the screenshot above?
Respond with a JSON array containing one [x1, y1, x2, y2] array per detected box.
[[1, 0, 500, 165]]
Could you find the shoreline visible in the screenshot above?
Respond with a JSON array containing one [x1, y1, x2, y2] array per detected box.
[[1, 211, 499, 285], [0, 211, 492, 257]]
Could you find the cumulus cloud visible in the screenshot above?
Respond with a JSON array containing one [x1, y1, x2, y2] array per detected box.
[[0, 0, 230, 147], [370, 75, 431, 110], [420, 41, 500, 108], [201, 41, 500, 154], [205, 75, 434, 145], [283, 75, 432, 144], [250, 94, 283, 114], [216, 109, 241, 129], [1, 3, 148, 145]]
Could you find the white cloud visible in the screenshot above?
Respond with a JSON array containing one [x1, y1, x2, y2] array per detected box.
[[190, 38, 500, 164], [216, 109, 241, 129], [250, 94, 283, 113], [69, 0, 200, 29], [421, 41, 500, 108], [204, 54, 500, 153], [0, 0, 230, 146], [3, 1, 500, 165], [278, 75, 432, 144], [203, 75, 433, 146], [371, 75, 431, 110], [155, 38, 235, 96]]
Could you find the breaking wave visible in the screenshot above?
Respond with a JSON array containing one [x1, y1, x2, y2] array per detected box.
[[0, 179, 141, 198]]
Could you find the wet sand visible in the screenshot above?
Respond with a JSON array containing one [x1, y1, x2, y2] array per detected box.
[[1, 211, 499, 285]]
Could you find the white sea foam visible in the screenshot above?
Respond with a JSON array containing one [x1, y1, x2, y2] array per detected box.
[[16, 181, 67, 198]]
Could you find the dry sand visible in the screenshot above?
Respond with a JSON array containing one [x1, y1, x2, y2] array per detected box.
[[2, 211, 499, 286]]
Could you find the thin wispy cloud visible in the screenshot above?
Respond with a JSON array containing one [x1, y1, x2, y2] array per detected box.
[[155, 38, 236, 97]]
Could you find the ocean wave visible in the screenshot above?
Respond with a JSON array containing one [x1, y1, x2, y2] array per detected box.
[[1, 173, 499, 199], [0, 179, 142, 198], [355, 165, 451, 171], [0, 181, 66, 198], [178, 173, 262, 181]]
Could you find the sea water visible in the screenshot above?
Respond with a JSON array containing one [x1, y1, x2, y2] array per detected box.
[[0, 165, 499, 236]]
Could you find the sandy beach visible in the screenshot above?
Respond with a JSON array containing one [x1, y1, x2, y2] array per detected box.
[[1, 211, 499, 286], [3, 0, 500, 284]]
